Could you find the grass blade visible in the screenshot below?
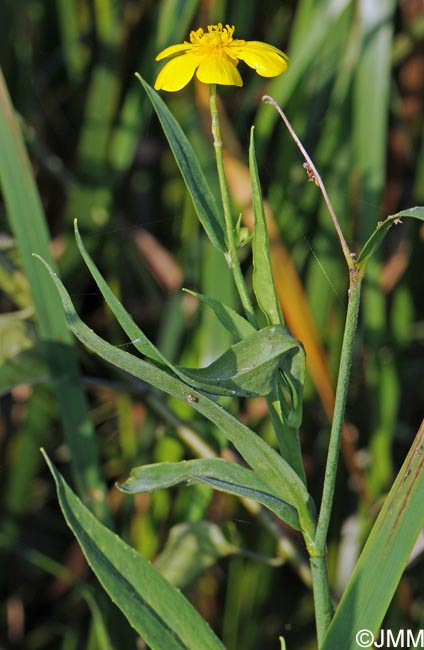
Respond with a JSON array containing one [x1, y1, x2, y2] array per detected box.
[[323, 419, 424, 649], [0, 69, 109, 521], [354, 0, 397, 241]]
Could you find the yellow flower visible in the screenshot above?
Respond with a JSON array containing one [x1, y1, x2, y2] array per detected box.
[[154, 23, 288, 92]]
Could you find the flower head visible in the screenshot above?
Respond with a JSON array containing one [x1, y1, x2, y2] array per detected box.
[[154, 23, 288, 92]]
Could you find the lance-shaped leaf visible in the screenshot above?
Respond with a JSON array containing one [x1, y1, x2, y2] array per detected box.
[[183, 289, 255, 342], [119, 458, 301, 531], [357, 207, 424, 268], [75, 222, 294, 397], [267, 384, 306, 484], [249, 127, 284, 327], [35, 256, 317, 543], [74, 220, 165, 365], [43, 452, 226, 650], [136, 74, 226, 252], [247, 136, 306, 476], [322, 419, 424, 650]]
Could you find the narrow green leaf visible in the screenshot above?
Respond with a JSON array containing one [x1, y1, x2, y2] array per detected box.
[[35, 256, 317, 542], [75, 222, 299, 398], [322, 419, 424, 650], [357, 207, 424, 267], [83, 591, 114, 650], [120, 459, 301, 530], [43, 452, 226, 650], [266, 386, 306, 484], [136, 74, 226, 252], [183, 289, 255, 342], [153, 522, 236, 589], [249, 129, 305, 480], [353, 0, 397, 242], [0, 70, 108, 521], [249, 127, 284, 327], [74, 220, 165, 365]]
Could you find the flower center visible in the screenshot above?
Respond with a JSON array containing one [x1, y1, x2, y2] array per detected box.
[[189, 23, 244, 53]]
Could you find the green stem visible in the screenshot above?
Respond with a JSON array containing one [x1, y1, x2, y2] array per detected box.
[[209, 84, 257, 327], [310, 556, 333, 646], [312, 270, 362, 646]]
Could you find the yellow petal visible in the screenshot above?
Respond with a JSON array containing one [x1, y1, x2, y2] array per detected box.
[[154, 53, 200, 91], [237, 42, 288, 77], [196, 55, 243, 86], [156, 42, 192, 61]]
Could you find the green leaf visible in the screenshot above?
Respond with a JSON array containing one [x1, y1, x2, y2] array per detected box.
[[357, 207, 424, 268], [249, 128, 284, 327], [266, 385, 306, 484], [35, 256, 317, 543], [83, 591, 114, 650], [279, 339, 306, 434], [0, 70, 109, 521], [183, 289, 255, 342], [322, 419, 424, 650], [119, 458, 301, 531], [353, 0, 397, 242], [43, 452, 226, 650], [249, 129, 305, 479], [153, 521, 236, 589], [136, 74, 226, 252], [75, 222, 300, 398], [183, 325, 303, 397], [74, 220, 165, 365]]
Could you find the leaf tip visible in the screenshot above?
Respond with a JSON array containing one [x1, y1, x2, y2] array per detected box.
[[40, 447, 55, 477]]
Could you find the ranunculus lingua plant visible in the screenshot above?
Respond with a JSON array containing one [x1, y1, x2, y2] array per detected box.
[[37, 20, 424, 650]]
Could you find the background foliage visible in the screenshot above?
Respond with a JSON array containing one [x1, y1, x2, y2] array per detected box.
[[1, 1, 423, 648]]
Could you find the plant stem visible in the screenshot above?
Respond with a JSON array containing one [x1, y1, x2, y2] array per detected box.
[[315, 272, 361, 549], [312, 270, 362, 645], [209, 84, 257, 327], [261, 93, 363, 645], [310, 555, 333, 647]]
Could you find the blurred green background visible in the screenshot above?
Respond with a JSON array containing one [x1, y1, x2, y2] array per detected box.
[[1, 0, 423, 648]]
